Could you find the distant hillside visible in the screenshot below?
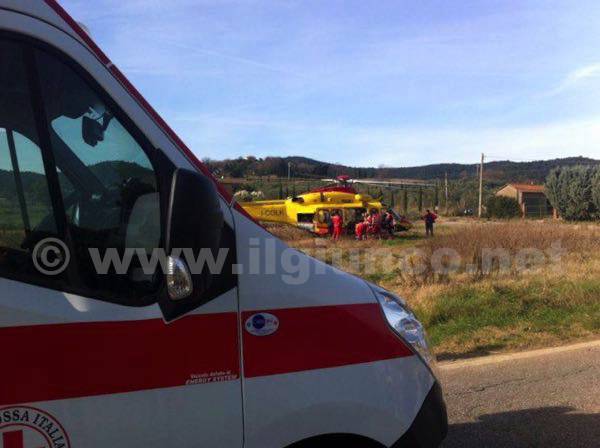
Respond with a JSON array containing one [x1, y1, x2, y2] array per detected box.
[[0, 161, 154, 204], [204, 156, 599, 184]]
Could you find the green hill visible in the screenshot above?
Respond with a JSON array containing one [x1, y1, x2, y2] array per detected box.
[[204, 155, 599, 183]]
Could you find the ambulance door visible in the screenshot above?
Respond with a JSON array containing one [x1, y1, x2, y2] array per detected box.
[[0, 35, 242, 447]]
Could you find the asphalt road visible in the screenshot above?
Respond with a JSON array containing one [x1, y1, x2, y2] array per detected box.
[[437, 340, 600, 448]]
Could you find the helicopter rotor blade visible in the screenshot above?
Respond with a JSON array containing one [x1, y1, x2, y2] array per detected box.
[[352, 179, 436, 188], [319, 177, 436, 189]]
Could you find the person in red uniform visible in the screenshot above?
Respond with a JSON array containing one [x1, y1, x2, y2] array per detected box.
[[367, 209, 382, 238], [381, 209, 395, 238], [355, 212, 368, 240], [423, 209, 438, 237], [331, 210, 343, 241]]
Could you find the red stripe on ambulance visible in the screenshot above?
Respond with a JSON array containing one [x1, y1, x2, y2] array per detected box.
[[243, 303, 413, 378], [1, 304, 411, 405], [0, 313, 240, 406]]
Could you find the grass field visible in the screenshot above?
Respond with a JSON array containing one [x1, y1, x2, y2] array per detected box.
[[269, 219, 600, 360]]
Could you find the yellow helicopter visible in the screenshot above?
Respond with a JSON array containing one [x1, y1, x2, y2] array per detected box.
[[238, 175, 413, 236]]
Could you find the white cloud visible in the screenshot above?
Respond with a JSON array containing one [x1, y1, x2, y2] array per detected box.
[[545, 63, 600, 97]]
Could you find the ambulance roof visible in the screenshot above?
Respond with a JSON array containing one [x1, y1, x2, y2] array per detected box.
[[2, 1, 87, 46]]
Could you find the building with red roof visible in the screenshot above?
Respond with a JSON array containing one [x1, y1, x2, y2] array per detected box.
[[496, 183, 555, 218]]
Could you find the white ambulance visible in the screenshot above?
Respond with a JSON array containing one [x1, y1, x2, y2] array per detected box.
[[0, 1, 447, 447]]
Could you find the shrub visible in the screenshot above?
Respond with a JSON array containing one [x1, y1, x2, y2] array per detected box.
[[545, 165, 598, 220], [545, 167, 563, 213], [565, 166, 596, 220], [486, 196, 521, 219]]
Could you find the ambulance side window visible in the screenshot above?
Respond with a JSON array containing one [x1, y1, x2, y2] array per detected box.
[[32, 47, 162, 303], [0, 36, 168, 303], [0, 40, 64, 288]]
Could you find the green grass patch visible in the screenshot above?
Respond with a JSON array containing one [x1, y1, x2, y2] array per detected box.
[[381, 233, 425, 247], [413, 278, 600, 359]]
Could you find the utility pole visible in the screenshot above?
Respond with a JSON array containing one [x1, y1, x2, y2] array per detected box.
[[444, 171, 449, 215], [478, 153, 485, 218], [287, 161, 293, 197]]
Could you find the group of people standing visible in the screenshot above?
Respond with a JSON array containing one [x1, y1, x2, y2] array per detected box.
[[326, 208, 438, 241], [327, 208, 396, 241], [353, 209, 396, 240]]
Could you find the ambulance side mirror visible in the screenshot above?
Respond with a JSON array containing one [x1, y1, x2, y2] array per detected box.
[[158, 168, 224, 322]]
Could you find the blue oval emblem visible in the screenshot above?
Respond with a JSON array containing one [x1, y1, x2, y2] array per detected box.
[[245, 313, 279, 336]]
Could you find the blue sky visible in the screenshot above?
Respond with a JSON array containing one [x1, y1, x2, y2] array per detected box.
[[62, 0, 600, 167]]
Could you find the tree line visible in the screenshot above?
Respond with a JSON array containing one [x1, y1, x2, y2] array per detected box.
[[203, 155, 599, 184]]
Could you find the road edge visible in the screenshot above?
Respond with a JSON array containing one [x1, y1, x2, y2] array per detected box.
[[438, 339, 600, 371]]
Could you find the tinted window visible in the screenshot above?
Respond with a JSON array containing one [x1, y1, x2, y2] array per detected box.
[[0, 40, 62, 285], [35, 48, 162, 300]]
